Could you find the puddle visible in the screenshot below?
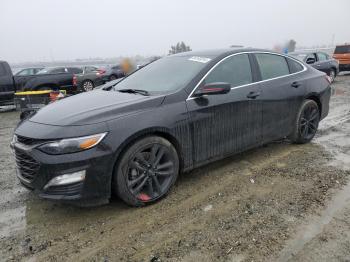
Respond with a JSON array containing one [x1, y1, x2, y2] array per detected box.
[[0, 206, 26, 238], [277, 180, 350, 261]]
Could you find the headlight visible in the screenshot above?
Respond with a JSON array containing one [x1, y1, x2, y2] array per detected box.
[[38, 132, 107, 155]]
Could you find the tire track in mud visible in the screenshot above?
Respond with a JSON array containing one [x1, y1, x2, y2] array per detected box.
[[29, 143, 348, 262], [63, 144, 301, 261], [273, 75, 350, 261]]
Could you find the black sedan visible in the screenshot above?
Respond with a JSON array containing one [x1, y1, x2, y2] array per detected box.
[[289, 51, 339, 82], [12, 48, 331, 206]]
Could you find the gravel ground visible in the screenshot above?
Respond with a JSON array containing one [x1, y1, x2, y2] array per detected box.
[[0, 74, 349, 262]]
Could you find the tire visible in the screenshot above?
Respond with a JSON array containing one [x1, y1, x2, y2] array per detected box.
[[113, 136, 179, 207], [289, 99, 320, 144], [109, 75, 117, 81], [82, 80, 94, 92], [328, 69, 336, 83]]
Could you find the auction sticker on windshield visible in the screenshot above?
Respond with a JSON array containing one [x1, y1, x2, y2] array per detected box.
[[189, 56, 211, 63]]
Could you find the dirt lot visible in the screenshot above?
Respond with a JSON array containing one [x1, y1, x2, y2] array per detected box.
[[1, 74, 350, 262]]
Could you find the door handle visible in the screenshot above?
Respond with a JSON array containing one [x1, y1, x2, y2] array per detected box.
[[247, 91, 260, 99], [291, 82, 301, 88]]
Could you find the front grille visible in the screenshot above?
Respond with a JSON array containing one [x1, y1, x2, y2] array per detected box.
[[14, 150, 40, 182], [16, 135, 46, 146]]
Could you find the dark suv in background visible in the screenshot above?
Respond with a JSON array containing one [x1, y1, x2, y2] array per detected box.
[[0, 63, 99, 106], [289, 51, 339, 82]]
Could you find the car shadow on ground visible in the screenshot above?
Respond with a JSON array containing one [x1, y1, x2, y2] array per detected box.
[[0, 105, 16, 113]]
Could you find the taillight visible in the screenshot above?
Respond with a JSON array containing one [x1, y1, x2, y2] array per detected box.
[[325, 75, 332, 84], [73, 75, 77, 86], [97, 69, 106, 76]]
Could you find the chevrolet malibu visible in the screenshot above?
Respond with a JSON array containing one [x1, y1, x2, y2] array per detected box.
[[11, 48, 331, 206]]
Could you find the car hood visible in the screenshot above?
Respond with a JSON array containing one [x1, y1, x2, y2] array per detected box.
[[28, 90, 165, 126]]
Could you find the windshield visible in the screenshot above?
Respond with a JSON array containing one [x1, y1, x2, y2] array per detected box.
[[334, 45, 350, 54], [289, 53, 307, 61], [113, 56, 211, 94]]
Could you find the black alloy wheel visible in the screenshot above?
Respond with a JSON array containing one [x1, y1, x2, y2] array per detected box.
[[114, 136, 179, 206], [299, 102, 319, 140], [290, 99, 320, 144]]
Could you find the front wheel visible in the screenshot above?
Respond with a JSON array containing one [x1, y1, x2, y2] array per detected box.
[[113, 136, 179, 206], [289, 100, 320, 144]]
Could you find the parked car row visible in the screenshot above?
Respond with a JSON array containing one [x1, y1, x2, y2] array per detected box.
[[0, 62, 125, 106], [288, 51, 339, 82], [288, 43, 350, 83]]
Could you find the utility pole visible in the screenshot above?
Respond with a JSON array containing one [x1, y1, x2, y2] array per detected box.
[[331, 34, 335, 47]]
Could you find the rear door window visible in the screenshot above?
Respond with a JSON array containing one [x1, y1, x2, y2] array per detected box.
[[50, 68, 66, 74], [317, 52, 328, 61], [204, 54, 253, 87], [85, 66, 97, 73], [67, 67, 83, 74], [255, 53, 290, 80], [287, 58, 304, 73]]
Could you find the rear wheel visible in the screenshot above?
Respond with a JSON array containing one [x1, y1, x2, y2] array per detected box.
[[109, 75, 117, 81], [82, 80, 94, 92], [289, 100, 320, 144], [113, 136, 179, 206]]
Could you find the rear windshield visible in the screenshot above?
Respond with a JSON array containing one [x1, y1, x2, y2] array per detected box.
[[334, 45, 350, 54]]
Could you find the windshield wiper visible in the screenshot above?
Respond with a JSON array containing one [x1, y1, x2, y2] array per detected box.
[[117, 89, 150, 96]]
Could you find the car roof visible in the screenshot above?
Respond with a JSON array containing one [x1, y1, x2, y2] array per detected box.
[[170, 48, 272, 59]]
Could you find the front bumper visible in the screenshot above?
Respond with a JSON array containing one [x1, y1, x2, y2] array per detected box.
[[12, 140, 115, 203]]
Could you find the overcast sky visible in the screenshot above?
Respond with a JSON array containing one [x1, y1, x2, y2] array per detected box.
[[0, 0, 349, 63]]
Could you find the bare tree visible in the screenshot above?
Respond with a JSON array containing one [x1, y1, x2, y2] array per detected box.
[[287, 39, 297, 53], [169, 41, 192, 55]]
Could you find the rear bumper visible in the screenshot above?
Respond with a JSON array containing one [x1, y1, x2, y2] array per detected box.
[[339, 64, 350, 72], [320, 85, 331, 120]]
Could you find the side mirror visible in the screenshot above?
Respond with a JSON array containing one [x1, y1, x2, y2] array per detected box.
[[306, 57, 316, 64], [194, 82, 231, 97]]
